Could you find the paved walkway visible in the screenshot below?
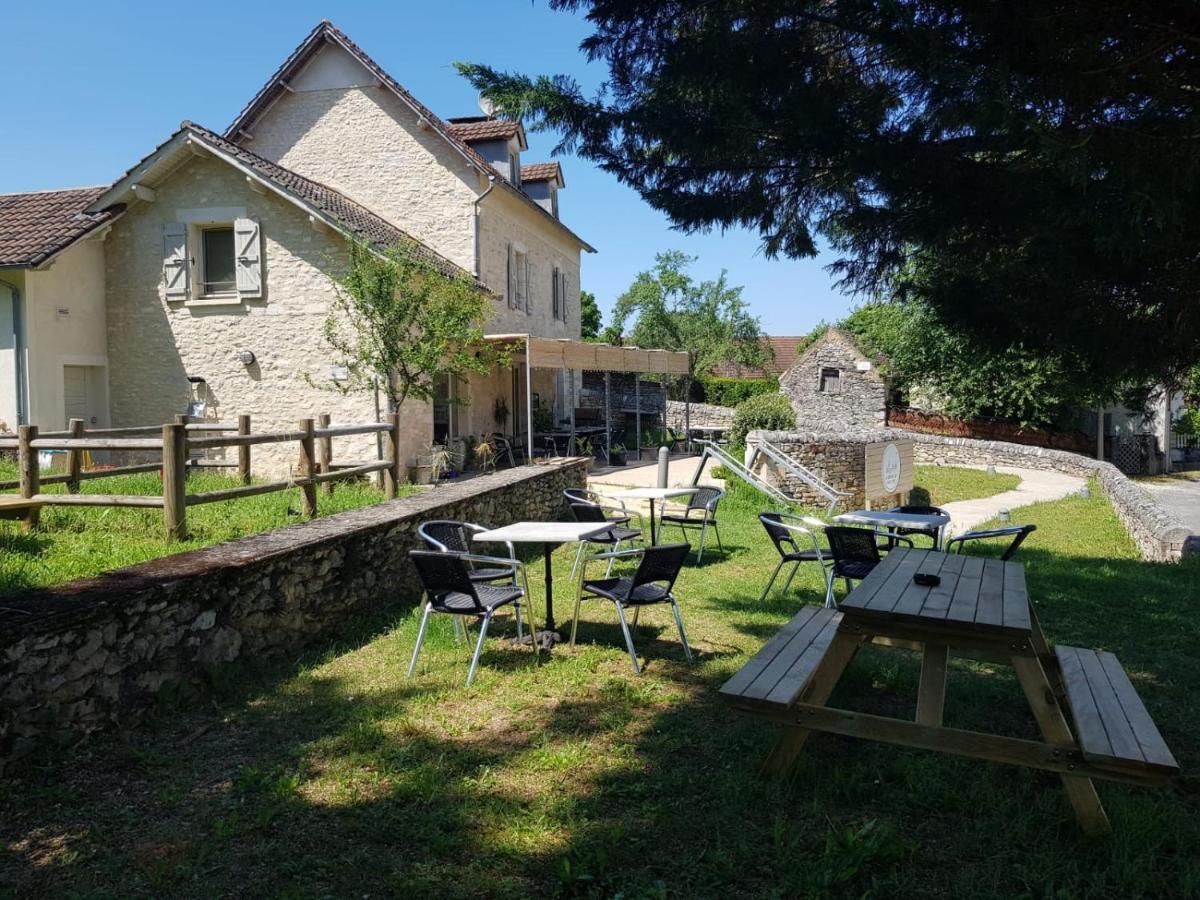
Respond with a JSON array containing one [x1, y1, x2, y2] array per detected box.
[[940, 465, 1085, 536], [1138, 474, 1200, 533], [588, 455, 724, 491]]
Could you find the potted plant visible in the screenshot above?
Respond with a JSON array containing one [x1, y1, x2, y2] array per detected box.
[[609, 442, 627, 466], [411, 444, 451, 484], [475, 435, 497, 474]]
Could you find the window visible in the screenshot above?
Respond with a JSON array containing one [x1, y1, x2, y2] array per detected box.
[[819, 367, 842, 393], [509, 152, 520, 185], [507, 244, 530, 311], [201, 226, 236, 295], [433, 374, 465, 444]]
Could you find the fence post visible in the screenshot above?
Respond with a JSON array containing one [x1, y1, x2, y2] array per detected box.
[[174, 414, 190, 479], [66, 417, 85, 493], [237, 414, 251, 484], [18, 424, 40, 531], [317, 412, 333, 496], [298, 418, 317, 517], [162, 423, 187, 540], [383, 412, 402, 499]]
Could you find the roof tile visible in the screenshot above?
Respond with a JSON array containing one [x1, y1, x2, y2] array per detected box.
[[0, 187, 120, 267], [447, 117, 521, 142]]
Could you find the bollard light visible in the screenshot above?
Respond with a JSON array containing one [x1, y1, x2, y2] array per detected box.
[[998, 508, 1011, 524], [1079, 485, 1090, 500]]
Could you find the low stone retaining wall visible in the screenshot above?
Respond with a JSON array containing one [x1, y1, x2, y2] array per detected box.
[[903, 431, 1192, 562], [0, 459, 588, 769], [746, 428, 1193, 562], [665, 399, 734, 428]]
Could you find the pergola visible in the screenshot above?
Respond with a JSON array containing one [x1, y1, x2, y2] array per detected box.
[[482, 334, 691, 462]]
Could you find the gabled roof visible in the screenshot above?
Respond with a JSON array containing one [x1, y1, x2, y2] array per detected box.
[[0, 186, 122, 268], [88, 122, 482, 286], [710, 336, 810, 379], [447, 116, 526, 148], [521, 162, 564, 188], [223, 20, 594, 252]]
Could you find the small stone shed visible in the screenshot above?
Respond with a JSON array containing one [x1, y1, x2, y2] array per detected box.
[[779, 328, 887, 430]]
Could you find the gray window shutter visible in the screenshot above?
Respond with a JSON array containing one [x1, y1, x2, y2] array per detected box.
[[525, 258, 533, 315], [552, 267, 560, 320], [506, 243, 517, 308], [559, 271, 569, 324], [234, 218, 262, 299], [162, 223, 189, 299]]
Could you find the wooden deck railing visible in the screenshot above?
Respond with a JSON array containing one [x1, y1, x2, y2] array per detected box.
[[0, 413, 403, 539]]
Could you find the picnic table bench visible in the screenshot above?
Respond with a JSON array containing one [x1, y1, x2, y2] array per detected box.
[[721, 548, 1179, 835]]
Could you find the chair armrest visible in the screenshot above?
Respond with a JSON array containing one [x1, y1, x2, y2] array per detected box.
[[453, 552, 525, 572]]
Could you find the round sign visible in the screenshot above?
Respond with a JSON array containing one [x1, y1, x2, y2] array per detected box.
[[881, 443, 902, 493]]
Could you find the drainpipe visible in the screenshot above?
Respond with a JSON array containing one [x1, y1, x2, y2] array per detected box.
[[0, 276, 28, 426], [473, 174, 498, 278]]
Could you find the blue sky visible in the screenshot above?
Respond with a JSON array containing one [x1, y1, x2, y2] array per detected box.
[[0, 0, 855, 334]]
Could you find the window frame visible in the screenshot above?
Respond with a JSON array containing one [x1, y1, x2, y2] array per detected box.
[[198, 224, 238, 298], [819, 367, 842, 394]]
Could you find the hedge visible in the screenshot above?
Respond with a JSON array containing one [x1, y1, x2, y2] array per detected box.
[[698, 376, 779, 408]]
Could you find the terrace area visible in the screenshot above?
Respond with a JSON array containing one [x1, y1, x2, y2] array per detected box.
[[1, 466, 1196, 897]]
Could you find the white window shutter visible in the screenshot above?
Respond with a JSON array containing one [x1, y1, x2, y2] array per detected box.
[[162, 223, 189, 299], [524, 258, 533, 315], [506, 244, 517, 308], [234, 218, 262, 299]]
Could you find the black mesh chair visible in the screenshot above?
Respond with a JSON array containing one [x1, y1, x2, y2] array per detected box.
[[489, 433, 518, 468], [418, 521, 517, 585], [824, 526, 913, 606], [569, 543, 692, 673], [758, 512, 834, 605], [407, 551, 534, 686], [568, 502, 643, 580], [887, 504, 950, 547], [946, 524, 1037, 560], [660, 486, 725, 563]]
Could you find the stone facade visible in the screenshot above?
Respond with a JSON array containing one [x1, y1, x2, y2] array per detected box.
[[246, 42, 481, 273], [779, 329, 887, 430], [0, 459, 587, 769], [103, 154, 432, 472]]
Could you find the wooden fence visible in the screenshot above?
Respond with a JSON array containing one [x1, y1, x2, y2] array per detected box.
[[0, 413, 403, 539]]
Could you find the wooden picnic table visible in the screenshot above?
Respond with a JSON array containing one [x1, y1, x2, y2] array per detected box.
[[720, 547, 1179, 835]]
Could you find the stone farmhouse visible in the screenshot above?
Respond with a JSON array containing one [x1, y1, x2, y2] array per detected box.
[[0, 20, 594, 471], [779, 328, 888, 430]]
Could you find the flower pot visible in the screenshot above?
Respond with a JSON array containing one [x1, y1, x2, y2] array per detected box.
[[410, 464, 434, 485]]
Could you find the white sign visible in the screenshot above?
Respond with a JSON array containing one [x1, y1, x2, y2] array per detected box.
[[330, 365, 349, 382], [881, 443, 902, 493]]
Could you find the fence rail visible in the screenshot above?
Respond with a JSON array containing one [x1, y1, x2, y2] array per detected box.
[[3, 413, 403, 539]]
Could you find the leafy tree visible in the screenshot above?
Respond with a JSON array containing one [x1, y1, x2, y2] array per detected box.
[[458, 1, 1200, 397], [321, 239, 506, 411], [579, 289, 602, 339], [604, 251, 772, 381]]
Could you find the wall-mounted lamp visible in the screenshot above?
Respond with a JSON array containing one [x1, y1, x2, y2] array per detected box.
[[237, 350, 256, 366]]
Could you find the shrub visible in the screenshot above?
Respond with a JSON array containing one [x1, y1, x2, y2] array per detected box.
[[699, 375, 779, 408], [729, 392, 796, 448]]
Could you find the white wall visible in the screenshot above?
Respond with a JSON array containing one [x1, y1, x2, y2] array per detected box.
[[22, 239, 110, 429], [0, 279, 18, 430]]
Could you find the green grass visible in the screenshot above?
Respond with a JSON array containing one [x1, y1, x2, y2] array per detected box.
[[910, 464, 1020, 505], [0, 460, 402, 595], [1, 471, 1198, 897], [1135, 470, 1200, 485]]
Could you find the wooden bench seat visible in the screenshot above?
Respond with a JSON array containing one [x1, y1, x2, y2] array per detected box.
[[1055, 645, 1179, 781], [720, 606, 842, 709]]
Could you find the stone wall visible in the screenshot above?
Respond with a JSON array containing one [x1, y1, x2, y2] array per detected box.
[[779, 329, 887, 431], [0, 459, 588, 769], [903, 431, 1193, 562], [665, 400, 734, 429], [748, 428, 909, 509], [745, 427, 1193, 562]]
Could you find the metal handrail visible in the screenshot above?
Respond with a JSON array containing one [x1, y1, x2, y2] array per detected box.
[[748, 437, 850, 515], [689, 440, 793, 507]]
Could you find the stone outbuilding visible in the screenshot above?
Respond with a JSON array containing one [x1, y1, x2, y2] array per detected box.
[[779, 328, 887, 430]]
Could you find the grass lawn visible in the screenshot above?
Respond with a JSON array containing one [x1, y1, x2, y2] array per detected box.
[[0, 460, 399, 596], [1, 471, 1198, 897], [910, 463, 1020, 505], [1135, 470, 1200, 486]]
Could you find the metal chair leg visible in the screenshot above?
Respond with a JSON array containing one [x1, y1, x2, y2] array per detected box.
[[466, 609, 493, 686], [714, 522, 724, 553], [407, 603, 433, 678], [671, 598, 693, 660], [605, 540, 620, 577], [515, 600, 524, 641], [570, 578, 585, 648], [758, 558, 785, 602], [696, 520, 708, 564], [569, 541, 587, 583], [613, 601, 642, 674]]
